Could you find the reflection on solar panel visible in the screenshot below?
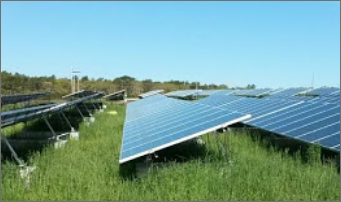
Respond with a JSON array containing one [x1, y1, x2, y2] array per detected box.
[[304, 87, 340, 96], [1, 93, 102, 128], [269, 88, 309, 97], [138, 89, 164, 99], [165, 89, 202, 98], [246, 102, 340, 151], [120, 95, 251, 163], [103, 90, 126, 100], [234, 89, 273, 96], [1, 92, 51, 106]]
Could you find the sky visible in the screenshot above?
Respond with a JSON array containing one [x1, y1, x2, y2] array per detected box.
[[1, 1, 340, 88]]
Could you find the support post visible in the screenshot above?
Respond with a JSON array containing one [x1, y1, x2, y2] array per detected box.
[[60, 111, 79, 140], [82, 102, 93, 117], [2, 137, 25, 167], [43, 115, 67, 148], [90, 100, 98, 111], [75, 105, 85, 120], [43, 115, 57, 138], [2, 137, 36, 188], [60, 111, 74, 131]]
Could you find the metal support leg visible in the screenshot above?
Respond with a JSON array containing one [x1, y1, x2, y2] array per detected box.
[[2, 137, 36, 188], [82, 102, 92, 117], [60, 111, 74, 132], [57, 112, 67, 131], [2, 137, 25, 167], [43, 115, 57, 138], [90, 100, 98, 111], [95, 101, 101, 109], [75, 105, 85, 120], [43, 115, 69, 148]]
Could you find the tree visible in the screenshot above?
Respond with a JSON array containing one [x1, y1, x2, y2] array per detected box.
[[81, 76, 89, 82], [141, 79, 153, 92]]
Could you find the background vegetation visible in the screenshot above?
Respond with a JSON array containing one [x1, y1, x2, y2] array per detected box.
[[1, 71, 256, 99]]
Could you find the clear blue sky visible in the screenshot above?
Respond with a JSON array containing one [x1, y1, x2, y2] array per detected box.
[[1, 1, 340, 88]]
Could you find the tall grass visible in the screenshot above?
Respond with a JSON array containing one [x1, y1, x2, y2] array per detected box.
[[1, 103, 340, 201]]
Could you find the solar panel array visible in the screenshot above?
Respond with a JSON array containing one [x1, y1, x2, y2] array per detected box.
[[138, 89, 164, 99], [269, 87, 309, 97], [196, 88, 340, 151], [103, 90, 126, 100], [234, 89, 273, 96], [196, 90, 237, 96], [165, 89, 202, 98], [1, 93, 103, 128], [120, 94, 251, 163], [1, 92, 51, 106], [62, 90, 101, 99], [247, 101, 340, 148], [304, 87, 340, 96]]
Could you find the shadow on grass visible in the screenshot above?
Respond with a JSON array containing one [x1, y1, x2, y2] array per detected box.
[[239, 126, 340, 172], [119, 139, 209, 180]]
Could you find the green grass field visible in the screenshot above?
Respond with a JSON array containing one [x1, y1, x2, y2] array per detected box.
[[1, 103, 340, 201]]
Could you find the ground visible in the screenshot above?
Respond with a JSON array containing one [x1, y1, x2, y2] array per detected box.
[[1, 103, 340, 201]]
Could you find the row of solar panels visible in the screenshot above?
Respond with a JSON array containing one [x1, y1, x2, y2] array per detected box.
[[1, 93, 104, 128], [196, 94, 340, 151], [1, 92, 52, 106], [1, 89, 128, 107], [120, 87, 340, 164], [162, 87, 340, 98]]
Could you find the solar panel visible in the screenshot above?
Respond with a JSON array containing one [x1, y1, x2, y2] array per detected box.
[[120, 96, 251, 163], [165, 90, 202, 98], [269, 88, 310, 97], [233, 89, 273, 97], [1, 103, 56, 118], [138, 89, 164, 99], [246, 102, 340, 151], [196, 90, 237, 96], [103, 90, 126, 100], [62, 90, 99, 99], [197, 95, 302, 120], [1, 92, 51, 106], [304, 87, 340, 96], [1, 93, 102, 128], [196, 95, 245, 106]]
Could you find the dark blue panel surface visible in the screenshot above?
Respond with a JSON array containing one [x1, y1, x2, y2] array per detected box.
[[120, 96, 251, 163]]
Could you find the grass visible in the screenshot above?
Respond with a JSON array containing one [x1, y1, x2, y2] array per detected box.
[[1, 103, 340, 201]]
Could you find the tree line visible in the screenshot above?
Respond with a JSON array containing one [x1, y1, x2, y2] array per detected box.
[[1, 71, 256, 99]]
